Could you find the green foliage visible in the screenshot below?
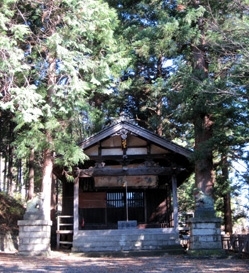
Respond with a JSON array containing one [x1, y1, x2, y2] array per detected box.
[[106, 0, 249, 147], [105, 0, 249, 221], [0, 0, 128, 171], [178, 174, 195, 214], [1, 0, 249, 224]]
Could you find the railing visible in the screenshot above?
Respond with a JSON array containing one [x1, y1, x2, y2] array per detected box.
[[222, 234, 249, 254], [178, 233, 249, 253], [56, 215, 73, 250]]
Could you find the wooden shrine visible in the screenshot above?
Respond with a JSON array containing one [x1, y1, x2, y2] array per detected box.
[[57, 117, 194, 252]]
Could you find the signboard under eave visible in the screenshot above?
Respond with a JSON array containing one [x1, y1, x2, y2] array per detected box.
[[94, 175, 158, 188]]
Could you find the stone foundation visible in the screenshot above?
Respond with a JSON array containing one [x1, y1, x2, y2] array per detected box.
[[18, 220, 52, 256], [72, 228, 181, 252], [188, 217, 222, 250]]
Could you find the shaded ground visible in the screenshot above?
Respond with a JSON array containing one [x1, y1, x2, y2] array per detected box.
[[0, 251, 249, 273]]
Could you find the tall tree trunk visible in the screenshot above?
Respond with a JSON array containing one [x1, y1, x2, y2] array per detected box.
[[7, 146, 13, 196], [192, 20, 215, 196], [194, 114, 215, 196], [156, 56, 163, 137], [15, 159, 22, 196], [156, 100, 163, 136], [3, 155, 7, 192], [28, 148, 35, 200], [7, 119, 15, 196], [0, 152, 2, 191], [41, 56, 56, 220], [41, 147, 53, 221], [224, 192, 232, 233], [221, 155, 233, 234]]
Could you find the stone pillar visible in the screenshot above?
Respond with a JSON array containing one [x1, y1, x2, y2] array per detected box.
[[188, 190, 222, 253], [18, 219, 52, 256], [18, 193, 52, 256], [189, 217, 222, 250]]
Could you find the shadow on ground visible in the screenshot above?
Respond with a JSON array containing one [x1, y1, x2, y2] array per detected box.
[[0, 251, 249, 273]]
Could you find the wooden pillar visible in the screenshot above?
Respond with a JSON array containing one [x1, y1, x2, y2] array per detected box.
[[73, 177, 79, 233], [171, 175, 178, 230], [144, 190, 147, 223]]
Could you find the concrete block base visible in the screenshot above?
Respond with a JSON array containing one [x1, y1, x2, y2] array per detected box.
[[18, 220, 52, 256], [188, 217, 222, 250]]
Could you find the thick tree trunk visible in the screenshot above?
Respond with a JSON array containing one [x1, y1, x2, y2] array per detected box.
[[41, 147, 53, 221], [194, 114, 215, 196], [40, 54, 56, 220], [192, 24, 215, 196], [27, 148, 35, 200]]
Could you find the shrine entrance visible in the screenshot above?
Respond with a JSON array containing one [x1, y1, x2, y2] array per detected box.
[[78, 184, 172, 230], [79, 189, 146, 229]]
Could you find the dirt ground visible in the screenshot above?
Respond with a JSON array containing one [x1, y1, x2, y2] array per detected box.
[[0, 251, 249, 273]]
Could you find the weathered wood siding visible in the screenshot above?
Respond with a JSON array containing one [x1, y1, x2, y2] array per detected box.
[[79, 192, 106, 208]]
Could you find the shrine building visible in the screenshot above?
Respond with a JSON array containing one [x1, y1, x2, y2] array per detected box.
[[58, 117, 194, 252]]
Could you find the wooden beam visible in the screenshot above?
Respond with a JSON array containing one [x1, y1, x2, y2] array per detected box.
[[84, 154, 168, 162], [76, 166, 173, 177]]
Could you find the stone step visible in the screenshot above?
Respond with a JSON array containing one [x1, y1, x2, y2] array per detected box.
[[56, 230, 73, 234], [74, 248, 185, 257]]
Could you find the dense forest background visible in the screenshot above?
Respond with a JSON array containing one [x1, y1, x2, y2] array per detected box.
[[0, 0, 249, 232]]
